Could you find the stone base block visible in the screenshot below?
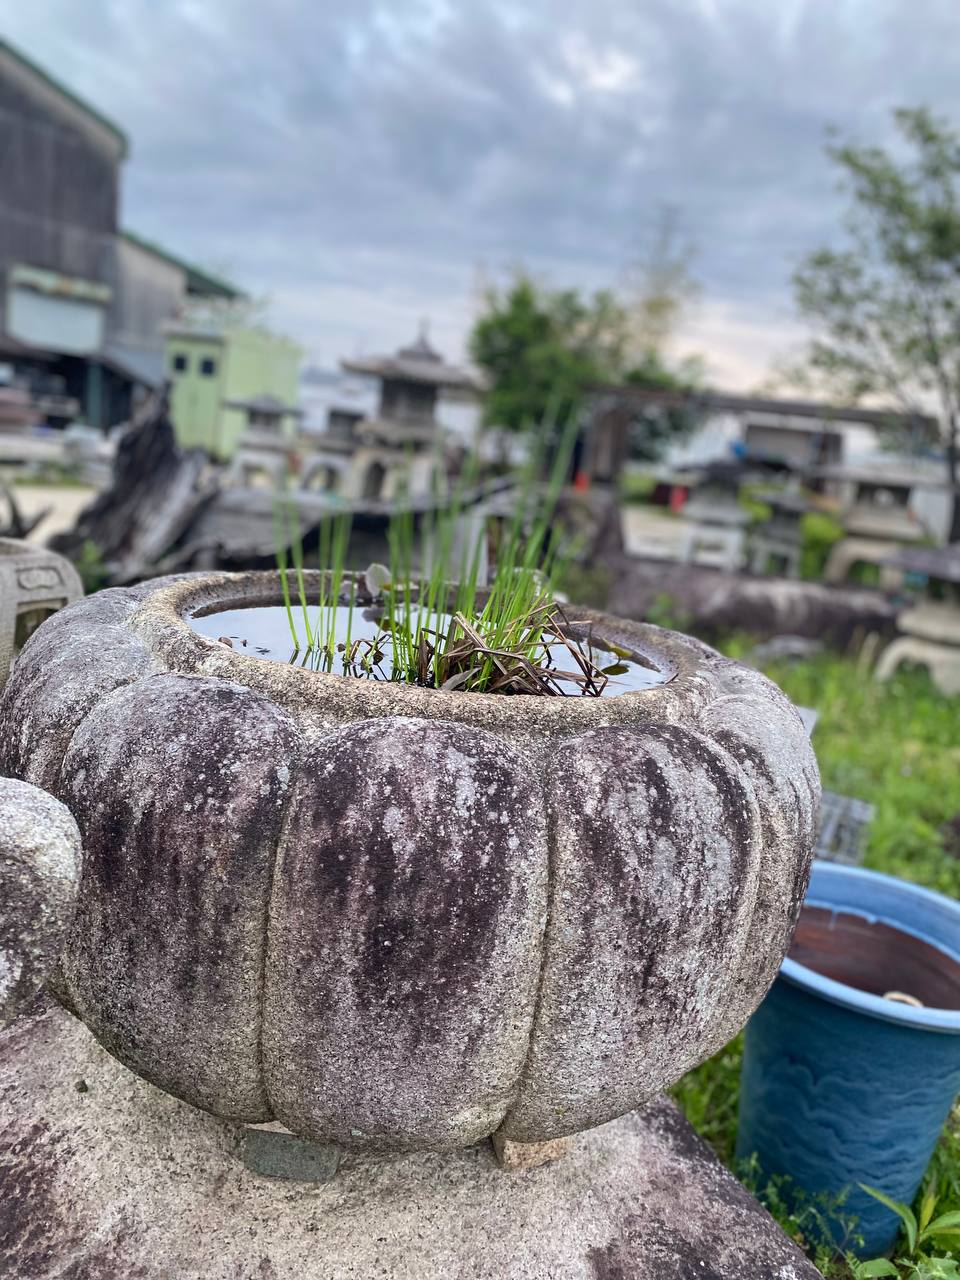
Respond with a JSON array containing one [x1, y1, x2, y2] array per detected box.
[[0, 1000, 822, 1279], [491, 1130, 570, 1172]]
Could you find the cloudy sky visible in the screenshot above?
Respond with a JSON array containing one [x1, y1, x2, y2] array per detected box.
[[8, 0, 960, 386]]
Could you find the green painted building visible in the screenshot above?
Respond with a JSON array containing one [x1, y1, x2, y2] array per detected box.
[[166, 326, 302, 459]]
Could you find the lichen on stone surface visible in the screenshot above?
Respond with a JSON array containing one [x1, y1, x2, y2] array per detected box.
[[0, 778, 81, 1028], [0, 571, 820, 1151]]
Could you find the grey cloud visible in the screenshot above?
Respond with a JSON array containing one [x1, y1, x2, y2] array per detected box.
[[7, 0, 960, 375]]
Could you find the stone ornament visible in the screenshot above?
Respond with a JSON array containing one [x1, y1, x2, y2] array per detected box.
[[0, 571, 820, 1151], [0, 537, 83, 690], [0, 777, 81, 1027]]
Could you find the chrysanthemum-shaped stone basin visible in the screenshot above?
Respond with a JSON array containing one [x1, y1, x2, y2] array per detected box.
[[0, 571, 819, 1152]]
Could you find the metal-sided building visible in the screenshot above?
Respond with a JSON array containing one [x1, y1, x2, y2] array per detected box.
[[0, 37, 243, 429]]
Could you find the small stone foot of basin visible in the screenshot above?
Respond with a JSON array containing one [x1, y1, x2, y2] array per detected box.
[[491, 1130, 570, 1172], [239, 1122, 341, 1182]]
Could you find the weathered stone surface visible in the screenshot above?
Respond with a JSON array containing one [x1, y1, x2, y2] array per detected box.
[[0, 535, 83, 690], [0, 588, 157, 791], [606, 553, 899, 648], [0, 780, 80, 1027], [0, 1000, 823, 1280], [504, 722, 762, 1141], [0, 576, 208, 797], [0, 570, 820, 1150], [57, 675, 302, 1120], [695, 663, 821, 1048], [264, 717, 548, 1150]]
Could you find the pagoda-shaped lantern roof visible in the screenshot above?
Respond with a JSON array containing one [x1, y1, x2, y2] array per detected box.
[[341, 325, 483, 394]]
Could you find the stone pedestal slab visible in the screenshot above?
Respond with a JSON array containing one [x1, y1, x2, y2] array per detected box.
[[0, 1000, 822, 1280]]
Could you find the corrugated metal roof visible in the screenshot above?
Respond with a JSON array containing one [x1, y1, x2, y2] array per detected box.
[[0, 37, 128, 156], [102, 342, 165, 388], [121, 231, 245, 300]]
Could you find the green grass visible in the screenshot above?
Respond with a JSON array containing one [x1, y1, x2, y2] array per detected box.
[[3, 466, 91, 488], [800, 512, 846, 581], [672, 647, 960, 1277], [619, 470, 657, 504], [761, 649, 960, 898], [273, 418, 603, 695], [70, 538, 109, 595], [671, 1033, 743, 1167]]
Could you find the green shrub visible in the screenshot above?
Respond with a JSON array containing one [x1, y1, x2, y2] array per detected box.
[[643, 592, 692, 632], [800, 512, 846, 579], [619, 471, 657, 505], [738, 483, 773, 526], [71, 539, 108, 595]]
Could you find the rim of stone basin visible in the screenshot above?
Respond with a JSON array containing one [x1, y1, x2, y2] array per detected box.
[[130, 570, 723, 733]]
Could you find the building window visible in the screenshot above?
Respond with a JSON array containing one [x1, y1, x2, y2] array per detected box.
[[200, 357, 217, 377], [172, 353, 188, 373]]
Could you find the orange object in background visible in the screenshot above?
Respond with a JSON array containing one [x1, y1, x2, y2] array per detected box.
[[668, 485, 688, 513], [573, 470, 590, 492]]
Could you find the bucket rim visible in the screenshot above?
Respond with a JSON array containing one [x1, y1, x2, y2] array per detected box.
[[779, 861, 960, 1033]]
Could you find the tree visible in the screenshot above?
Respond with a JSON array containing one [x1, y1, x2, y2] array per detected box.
[[181, 291, 273, 333], [625, 204, 700, 366], [470, 219, 704, 465], [794, 107, 960, 539], [620, 350, 706, 462], [469, 275, 631, 431]]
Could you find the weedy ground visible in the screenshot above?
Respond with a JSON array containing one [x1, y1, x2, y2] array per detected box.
[[672, 646, 960, 1278]]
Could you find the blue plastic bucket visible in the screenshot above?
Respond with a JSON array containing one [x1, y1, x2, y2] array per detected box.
[[736, 861, 960, 1256]]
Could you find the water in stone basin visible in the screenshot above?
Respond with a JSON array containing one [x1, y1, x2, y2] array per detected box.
[[189, 603, 670, 696]]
